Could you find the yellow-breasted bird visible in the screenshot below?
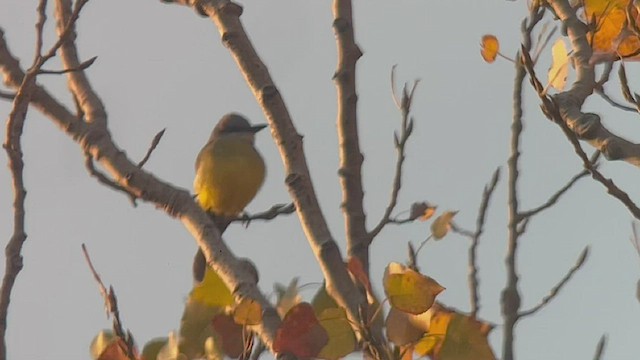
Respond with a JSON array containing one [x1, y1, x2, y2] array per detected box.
[[192, 113, 267, 281]]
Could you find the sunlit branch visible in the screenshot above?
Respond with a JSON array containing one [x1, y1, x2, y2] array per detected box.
[[522, 49, 640, 220], [332, 0, 369, 276], [545, 0, 640, 166], [519, 247, 589, 318], [164, 0, 367, 349]]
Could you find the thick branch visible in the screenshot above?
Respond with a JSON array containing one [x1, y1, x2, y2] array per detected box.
[[502, 7, 545, 359], [332, 0, 369, 275], [168, 0, 366, 345], [546, 0, 640, 166], [1, 7, 283, 350]]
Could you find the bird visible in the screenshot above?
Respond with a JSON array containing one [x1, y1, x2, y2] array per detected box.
[[192, 113, 267, 282]]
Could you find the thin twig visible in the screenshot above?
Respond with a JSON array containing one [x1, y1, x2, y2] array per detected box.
[[592, 335, 607, 360], [519, 155, 595, 219], [519, 247, 589, 318], [137, 128, 166, 168], [84, 151, 137, 206], [232, 203, 296, 224], [38, 55, 97, 75], [81, 244, 137, 360], [369, 67, 419, 240], [469, 167, 500, 318], [0, 90, 16, 100]]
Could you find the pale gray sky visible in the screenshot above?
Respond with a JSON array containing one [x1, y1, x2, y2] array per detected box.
[[2, 1, 640, 359]]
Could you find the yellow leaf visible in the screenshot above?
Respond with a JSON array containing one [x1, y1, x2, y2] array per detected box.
[[233, 298, 262, 326], [438, 314, 496, 360], [431, 211, 458, 240], [548, 39, 569, 91], [190, 268, 234, 308], [414, 334, 442, 357], [584, 0, 640, 61], [317, 308, 356, 360], [480, 35, 500, 63], [417, 304, 496, 360], [383, 262, 445, 314]]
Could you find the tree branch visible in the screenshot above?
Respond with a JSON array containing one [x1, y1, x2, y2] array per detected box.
[[502, 6, 545, 360], [0, 2, 285, 350], [369, 67, 418, 240], [519, 155, 594, 220], [332, 0, 369, 274], [137, 128, 166, 168], [519, 247, 588, 318], [522, 47, 640, 221], [592, 334, 607, 360], [469, 167, 500, 319], [165, 0, 368, 350], [81, 244, 137, 359], [545, 0, 640, 166]]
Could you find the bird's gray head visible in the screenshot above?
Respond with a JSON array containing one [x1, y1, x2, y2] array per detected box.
[[210, 113, 267, 141]]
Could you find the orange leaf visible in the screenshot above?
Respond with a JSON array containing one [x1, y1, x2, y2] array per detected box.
[[431, 210, 458, 240], [383, 262, 445, 314], [410, 202, 437, 221], [98, 338, 135, 360], [233, 298, 263, 326], [415, 304, 496, 360], [274, 302, 329, 358], [211, 314, 245, 358], [347, 257, 373, 295], [584, 0, 640, 61], [480, 35, 500, 63]]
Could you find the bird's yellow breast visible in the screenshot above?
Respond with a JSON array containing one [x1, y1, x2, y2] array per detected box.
[[194, 137, 266, 216]]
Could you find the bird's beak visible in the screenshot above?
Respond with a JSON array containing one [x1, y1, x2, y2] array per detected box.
[[250, 124, 268, 133]]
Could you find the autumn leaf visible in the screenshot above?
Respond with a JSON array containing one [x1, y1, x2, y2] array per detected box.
[[383, 262, 445, 314], [480, 35, 500, 63], [233, 298, 263, 326], [584, 0, 640, 61], [415, 304, 496, 360], [347, 257, 373, 295], [211, 314, 245, 358], [274, 302, 329, 358], [410, 202, 437, 221], [141, 338, 167, 360], [386, 307, 425, 346], [431, 211, 458, 239], [317, 308, 356, 360], [90, 330, 115, 360], [190, 267, 234, 308], [548, 39, 569, 91]]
